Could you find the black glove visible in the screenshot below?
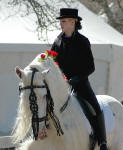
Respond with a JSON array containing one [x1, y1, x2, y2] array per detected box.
[[69, 76, 80, 90]]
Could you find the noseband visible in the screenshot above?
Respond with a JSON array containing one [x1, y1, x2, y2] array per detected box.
[[19, 67, 64, 140]]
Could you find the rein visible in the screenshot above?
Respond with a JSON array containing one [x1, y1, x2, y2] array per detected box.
[[19, 67, 64, 140], [44, 80, 64, 136]]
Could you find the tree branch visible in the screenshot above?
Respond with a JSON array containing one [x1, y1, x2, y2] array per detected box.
[[117, 0, 123, 12]]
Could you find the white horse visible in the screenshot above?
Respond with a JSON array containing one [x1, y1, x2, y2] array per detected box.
[[12, 53, 123, 150]]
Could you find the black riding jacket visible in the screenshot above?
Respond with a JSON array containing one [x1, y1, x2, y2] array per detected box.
[[51, 31, 95, 80]]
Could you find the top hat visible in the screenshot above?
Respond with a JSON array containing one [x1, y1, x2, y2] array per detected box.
[[56, 8, 82, 21]]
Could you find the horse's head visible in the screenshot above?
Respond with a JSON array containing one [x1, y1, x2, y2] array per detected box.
[[15, 66, 50, 140], [13, 53, 69, 143]]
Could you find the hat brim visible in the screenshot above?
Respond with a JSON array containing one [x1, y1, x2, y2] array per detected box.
[[56, 16, 82, 21]]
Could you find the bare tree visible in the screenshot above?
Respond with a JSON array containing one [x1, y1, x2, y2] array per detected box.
[[0, 0, 122, 42], [1, 0, 75, 41], [78, 0, 123, 34]]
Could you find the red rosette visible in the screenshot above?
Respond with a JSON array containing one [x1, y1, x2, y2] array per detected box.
[[46, 50, 58, 58], [62, 74, 68, 81], [55, 62, 59, 66], [40, 53, 46, 59]]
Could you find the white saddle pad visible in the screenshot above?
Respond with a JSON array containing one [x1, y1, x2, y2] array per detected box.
[[84, 96, 115, 134]]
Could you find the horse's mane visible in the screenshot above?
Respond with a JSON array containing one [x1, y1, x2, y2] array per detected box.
[[12, 54, 70, 143], [12, 82, 32, 143], [29, 55, 70, 112]]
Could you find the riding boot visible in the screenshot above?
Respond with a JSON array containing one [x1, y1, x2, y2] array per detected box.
[[76, 92, 109, 150], [96, 111, 109, 150]]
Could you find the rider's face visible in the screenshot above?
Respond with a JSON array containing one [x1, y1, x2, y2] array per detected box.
[[60, 18, 76, 33]]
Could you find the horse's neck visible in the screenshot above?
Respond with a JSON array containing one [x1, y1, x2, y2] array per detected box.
[[45, 66, 70, 112], [29, 57, 70, 112]]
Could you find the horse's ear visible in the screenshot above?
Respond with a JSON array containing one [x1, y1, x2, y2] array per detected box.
[[15, 66, 23, 79], [42, 69, 50, 76]]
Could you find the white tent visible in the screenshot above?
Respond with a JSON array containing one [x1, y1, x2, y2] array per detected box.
[[0, 1, 123, 137], [0, 1, 123, 45]]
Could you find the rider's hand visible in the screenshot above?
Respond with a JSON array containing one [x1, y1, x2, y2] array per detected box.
[[69, 76, 80, 89]]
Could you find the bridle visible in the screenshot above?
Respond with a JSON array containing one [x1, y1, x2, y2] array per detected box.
[[19, 67, 64, 140]]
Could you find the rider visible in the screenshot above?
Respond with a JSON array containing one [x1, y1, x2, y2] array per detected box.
[[51, 8, 108, 150]]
